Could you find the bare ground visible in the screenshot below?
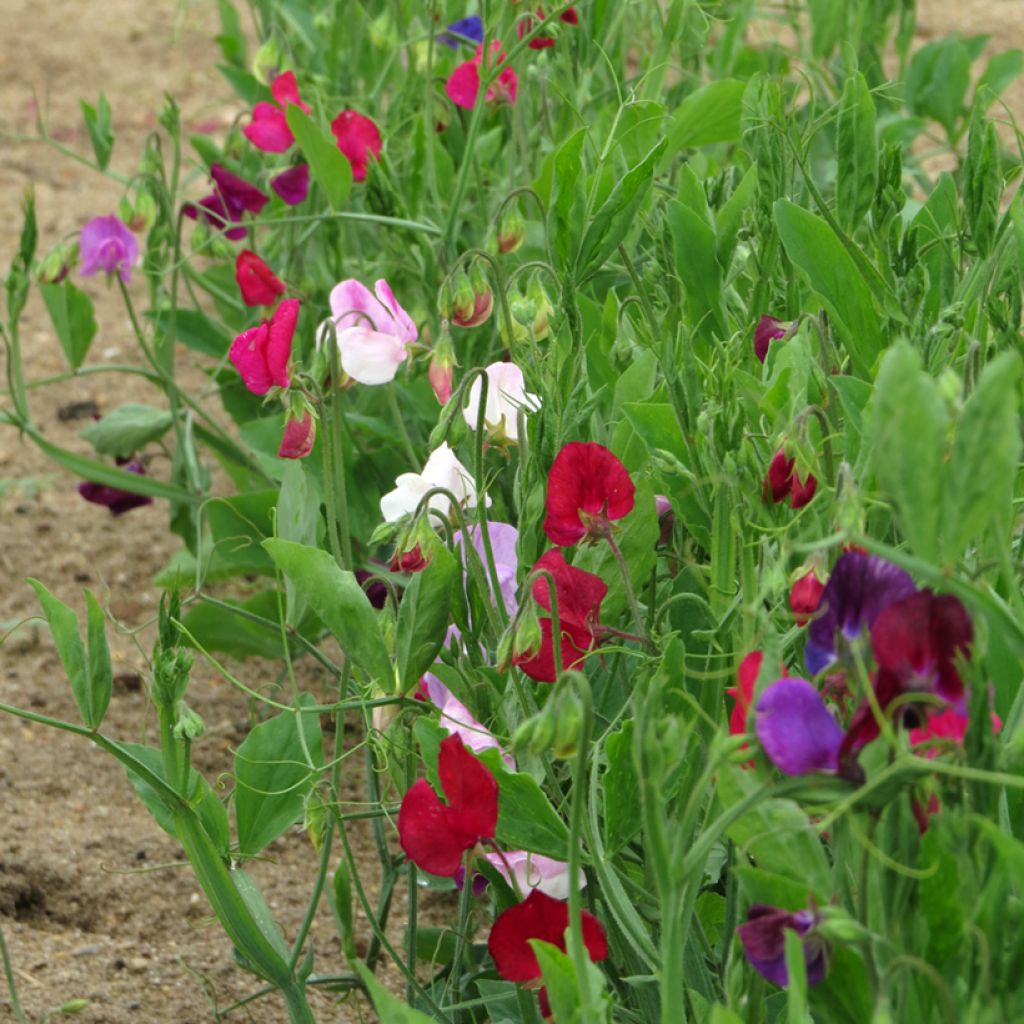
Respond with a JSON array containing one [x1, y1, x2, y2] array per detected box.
[[0, 0, 1021, 1021]]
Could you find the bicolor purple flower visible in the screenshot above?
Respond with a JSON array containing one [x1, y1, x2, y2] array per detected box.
[[805, 551, 917, 677], [79, 215, 138, 284], [184, 165, 269, 241], [78, 459, 153, 515], [755, 678, 843, 775], [738, 905, 828, 987], [440, 15, 484, 47]]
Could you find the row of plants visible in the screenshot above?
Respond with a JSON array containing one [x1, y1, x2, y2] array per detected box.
[[1, 1, 1023, 1021]]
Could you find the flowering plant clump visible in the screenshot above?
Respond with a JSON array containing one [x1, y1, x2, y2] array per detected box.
[[3, 3, 1023, 1023]]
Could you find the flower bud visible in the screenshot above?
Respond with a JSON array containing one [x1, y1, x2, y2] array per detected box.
[[552, 691, 584, 759], [790, 567, 825, 626], [512, 602, 543, 662], [172, 700, 206, 741], [815, 905, 870, 944], [428, 324, 457, 405], [497, 204, 526, 254], [34, 241, 77, 284], [512, 709, 556, 757], [152, 646, 193, 710], [528, 276, 553, 340], [451, 263, 493, 328], [252, 38, 285, 84], [304, 788, 329, 852]]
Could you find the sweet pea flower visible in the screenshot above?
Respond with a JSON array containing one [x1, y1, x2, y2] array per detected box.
[[727, 651, 763, 738], [421, 670, 515, 768], [440, 15, 484, 47], [78, 459, 152, 515], [235, 250, 285, 307], [452, 521, 520, 618], [184, 164, 269, 241], [755, 678, 844, 776], [488, 889, 607, 983], [790, 569, 826, 626], [738, 905, 828, 987], [229, 298, 299, 395], [79, 215, 138, 284], [543, 441, 636, 546], [754, 315, 791, 363], [330, 109, 382, 182], [243, 71, 310, 152], [762, 449, 817, 509], [804, 551, 917, 677], [270, 164, 310, 205], [317, 278, 417, 386], [463, 362, 540, 442], [278, 410, 315, 459], [446, 42, 518, 109], [484, 851, 582, 900], [397, 734, 498, 877], [517, 6, 579, 48], [380, 442, 487, 522], [514, 549, 607, 683]]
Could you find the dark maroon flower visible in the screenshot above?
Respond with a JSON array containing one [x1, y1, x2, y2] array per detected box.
[[390, 543, 429, 574], [513, 550, 607, 683], [755, 678, 843, 775], [78, 459, 153, 516], [738, 905, 827, 987], [397, 735, 498, 877], [790, 570, 825, 626], [355, 568, 389, 609], [805, 551, 916, 677], [184, 165, 268, 241], [270, 164, 310, 205], [754, 315, 790, 363], [488, 889, 607, 983], [543, 442, 636, 546]]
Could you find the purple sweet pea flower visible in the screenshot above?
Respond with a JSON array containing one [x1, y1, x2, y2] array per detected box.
[[78, 459, 153, 516], [184, 164, 269, 241], [79, 215, 138, 284], [738, 905, 828, 987], [422, 668, 516, 768], [270, 164, 310, 205], [754, 315, 790, 363], [440, 15, 484, 48], [755, 678, 843, 775], [805, 551, 917, 677], [452, 521, 519, 619]]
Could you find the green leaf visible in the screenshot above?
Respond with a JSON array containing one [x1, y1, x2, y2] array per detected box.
[[905, 37, 971, 138], [277, 462, 321, 626], [963, 106, 1000, 256], [784, 928, 811, 1023], [918, 825, 964, 966], [39, 281, 97, 370], [576, 138, 666, 280], [234, 696, 324, 856], [870, 342, 947, 563], [478, 748, 570, 860], [975, 49, 1024, 105], [119, 742, 230, 854], [145, 308, 231, 358], [806, 0, 843, 57], [603, 721, 641, 851], [667, 198, 726, 345], [533, 941, 580, 1022], [836, 72, 877, 233], [395, 545, 457, 694], [78, 403, 174, 458], [665, 79, 746, 151], [774, 200, 883, 377], [942, 352, 1022, 560], [28, 580, 111, 730], [356, 961, 437, 1024], [263, 539, 392, 685], [285, 104, 352, 211], [217, 65, 271, 106], [179, 591, 308, 660], [80, 92, 113, 170]]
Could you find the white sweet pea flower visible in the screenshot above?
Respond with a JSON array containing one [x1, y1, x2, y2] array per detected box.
[[317, 278, 417, 385], [462, 361, 540, 442], [379, 442, 489, 522], [483, 851, 584, 900]]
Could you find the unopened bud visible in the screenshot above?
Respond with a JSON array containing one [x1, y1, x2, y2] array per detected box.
[[512, 710, 556, 757], [252, 39, 285, 84], [304, 788, 328, 852], [428, 325, 457, 404], [512, 603, 543, 662], [172, 700, 205, 741], [451, 263, 493, 328], [34, 241, 77, 284], [497, 204, 526, 254], [527, 275, 553, 340], [552, 692, 583, 760]]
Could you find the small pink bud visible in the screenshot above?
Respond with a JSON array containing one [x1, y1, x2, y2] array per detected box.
[[279, 410, 315, 459]]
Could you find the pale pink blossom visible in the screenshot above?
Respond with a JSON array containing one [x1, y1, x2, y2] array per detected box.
[[482, 850, 583, 900], [462, 362, 539, 441]]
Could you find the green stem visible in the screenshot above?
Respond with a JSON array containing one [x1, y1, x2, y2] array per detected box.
[[280, 981, 316, 1024], [0, 925, 28, 1024]]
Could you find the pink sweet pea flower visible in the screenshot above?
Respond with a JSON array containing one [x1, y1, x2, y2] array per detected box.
[[278, 410, 316, 459], [79, 215, 138, 284], [421, 671, 515, 768], [330, 110, 382, 182], [446, 43, 518, 110], [243, 71, 311, 153], [483, 850, 583, 900], [317, 278, 417, 385], [229, 298, 299, 395]]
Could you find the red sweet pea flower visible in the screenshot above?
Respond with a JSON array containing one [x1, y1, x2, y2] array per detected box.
[[790, 570, 825, 626], [514, 550, 607, 683], [727, 651, 762, 737], [543, 442, 636, 546], [489, 889, 607, 983], [517, 7, 579, 48], [397, 734, 498, 877], [330, 110, 382, 182], [243, 71, 311, 153], [762, 450, 817, 509], [278, 410, 315, 459], [235, 250, 285, 307], [229, 298, 299, 395], [446, 43, 519, 110]]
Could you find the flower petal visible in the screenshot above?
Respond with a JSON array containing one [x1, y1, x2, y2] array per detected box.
[[229, 324, 274, 395], [264, 298, 299, 388], [243, 102, 294, 152], [397, 778, 467, 877], [755, 678, 843, 775], [337, 326, 408, 384], [437, 734, 498, 841], [270, 164, 310, 205]]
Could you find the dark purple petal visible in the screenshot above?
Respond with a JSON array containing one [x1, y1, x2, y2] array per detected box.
[[78, 461, 153, 516], [755, 678, 843, 775], [738, 905, 822, 987], [270, 164, 310, 205], [210, 164, 269, 216], [440, 15, 484, 47], [805, 552, 916, 676], [754, 315, 788, 363]]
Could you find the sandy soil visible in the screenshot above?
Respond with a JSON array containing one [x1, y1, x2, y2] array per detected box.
[[0, 1, 1021, 1022]]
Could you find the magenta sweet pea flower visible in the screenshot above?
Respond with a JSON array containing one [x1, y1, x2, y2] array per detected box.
[[446, 42, 518, 110], [755, 678, 844, 775], [244, 71, 311, 152], [79, 215, 138, 284], [754, 315, 791, 363], [229, 298, 299, 395], [804, 551, 917, 677], [278, 410, 315, 459], [330, 110, 382, 182], [270, 164, 309, 205], [737, 905, 828, 987]]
